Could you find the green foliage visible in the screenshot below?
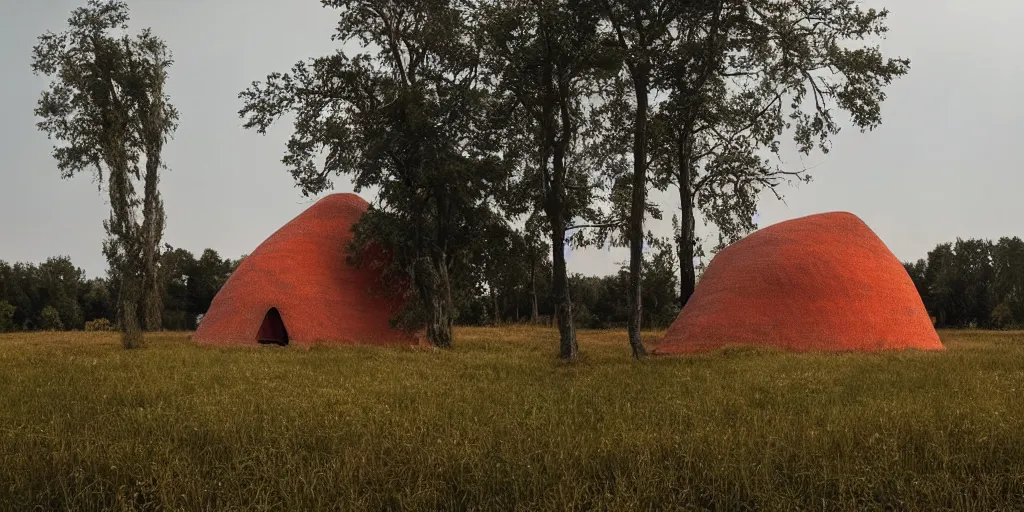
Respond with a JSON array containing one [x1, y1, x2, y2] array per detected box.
[[0, 250, 238, 334], [1, 329, 1024, 509], [632, 0, 911, 306], [477, 0, 622, 359], [31, 0, 178, 347], [906, 237, 1024, 329], [0, 301, 15, 333], [39, 306, 64, 331], [37, 256, 85, 329], [84, 318, 114, 332], [565, 241, 680, 329], [240, 0, 506, 348]]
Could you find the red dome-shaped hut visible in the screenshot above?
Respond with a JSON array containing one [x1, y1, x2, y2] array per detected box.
[[193, 193, 416, 347], [655, 212, 942, 354]]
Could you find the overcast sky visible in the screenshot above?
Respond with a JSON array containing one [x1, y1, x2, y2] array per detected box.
[[2, 0, 1021, 279]]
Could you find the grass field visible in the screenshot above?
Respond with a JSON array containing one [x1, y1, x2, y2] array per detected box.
[[1, 327, 1023, 511]]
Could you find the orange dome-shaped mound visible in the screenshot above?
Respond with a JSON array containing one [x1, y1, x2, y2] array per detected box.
[[655, 212, 942, 354], [193, 193, 416, 347]]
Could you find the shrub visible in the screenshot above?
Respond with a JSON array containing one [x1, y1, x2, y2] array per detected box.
[[0, 301, 15, 333], [84, 318, 114, 332], [40, 306, 64, 331]]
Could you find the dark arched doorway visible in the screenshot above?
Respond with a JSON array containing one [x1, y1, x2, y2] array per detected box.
[[257, 307, 289, 346]]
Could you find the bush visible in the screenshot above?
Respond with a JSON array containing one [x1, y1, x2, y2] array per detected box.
[[84, 318, 114, 332], [0, 301, 15, 333], [40, 306, 64, 331]]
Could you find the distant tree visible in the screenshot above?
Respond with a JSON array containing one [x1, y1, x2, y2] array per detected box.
[[79, 277, 115, 325], [0, 301, 15, 333], [523, 215, 551, 324], [37, 257, 86, 330], [903, 259, 929, 307], [240, 0, 504, 349], [39, 306, 64, 331], [990, 237, 1024, 327], [186, 249, 232, 319], [31, 0, 179, 347], [0, 262, 41, 330], [159, 245, 196, 329], [640, 238, 680, 328], [925, 239, 994, 328]]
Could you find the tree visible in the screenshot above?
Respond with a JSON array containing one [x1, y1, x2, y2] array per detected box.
[[31, 0, 179, 347], [186, 249, 232, 320], [598, 0, 686, 359], [0, 301, 15, 333], [656, 0, 909, 309], [79, 277, 115, 325], [37, 256, 86, 330], [0, 262, 41, 330], [925, 239, 994, 328], [990, 237, 1024, 327], [40, 306, 64, 331], [903, 259, 929, 309], [159, 245, 196, 329], [480, 0, 616, 360], [240, 0, 503, 348], [639, 237, 680, 328]]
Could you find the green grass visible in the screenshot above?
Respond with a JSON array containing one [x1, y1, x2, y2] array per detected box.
[[1, 327, 1024, 511]]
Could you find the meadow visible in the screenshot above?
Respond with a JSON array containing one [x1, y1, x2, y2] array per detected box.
[[0, 327, 1023, 511]]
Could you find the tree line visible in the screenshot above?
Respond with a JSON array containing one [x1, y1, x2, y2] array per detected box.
[[904, 237, 1024, 330], [31, 0, 909, 359], [0, 249, 242, 333], [0, 240, 680, 332]]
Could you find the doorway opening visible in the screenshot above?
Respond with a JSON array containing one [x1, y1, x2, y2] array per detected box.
[[257, 307, 289, 346]]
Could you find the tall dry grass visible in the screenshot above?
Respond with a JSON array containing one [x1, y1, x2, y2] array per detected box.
[[0, 327, 1022, 510]]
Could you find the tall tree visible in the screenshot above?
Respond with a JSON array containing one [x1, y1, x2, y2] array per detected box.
[[480, 0, 613, 360], [653, 0, 910, 308], [599, 0, 681, 358], [32, 0, 178, 347], [240, 0, 501, 348]]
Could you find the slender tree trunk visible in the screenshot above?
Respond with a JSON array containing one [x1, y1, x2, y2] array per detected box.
[[626, 71, 650, 359], [536, 22, 578, 360], [677, 129, 697, 308], [491, 285, 501, 325], [530, 258, 539, 323], [550, 102, 578, 361], [118, 272, 143, 349], [550, 217, 577, 360], [140, 154, 164, 331]]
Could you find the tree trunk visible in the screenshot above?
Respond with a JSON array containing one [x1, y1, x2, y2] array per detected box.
[[550, 218, 577, 360], [530, 258, 539, 323], [118, 271, 143, 349], [105, 152, 144, 349], [414, 255, 454, 348], [550, 104, 579, 360], [677, 129, 697, 308], [140, 154, 164, 331], [491, 285, 501, 325], [626, 71, 650, 359]]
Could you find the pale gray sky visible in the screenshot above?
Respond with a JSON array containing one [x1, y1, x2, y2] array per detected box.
[[2, 0, 1021, 278]]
